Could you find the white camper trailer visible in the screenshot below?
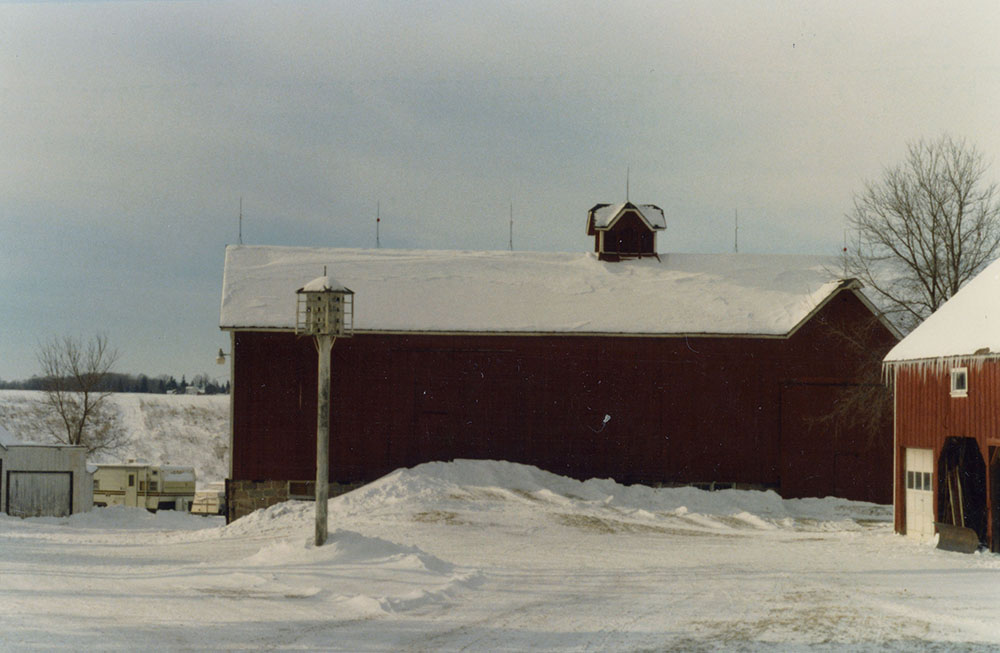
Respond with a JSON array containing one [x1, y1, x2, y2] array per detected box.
[[93, 462, 195, 511]]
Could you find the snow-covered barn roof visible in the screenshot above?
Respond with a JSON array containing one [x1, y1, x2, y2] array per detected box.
[[884, 256, 1000, 367], [588, 203, 666, 232], [220, 245, 869, 338]]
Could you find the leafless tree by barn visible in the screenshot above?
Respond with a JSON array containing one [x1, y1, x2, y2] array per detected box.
[[36, 334, 127, 455], [845, 134, 1000, 333], [827, 135, 1000, 444]]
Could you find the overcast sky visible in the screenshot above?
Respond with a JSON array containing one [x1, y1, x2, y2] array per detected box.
[[2, 0, 999, 382]]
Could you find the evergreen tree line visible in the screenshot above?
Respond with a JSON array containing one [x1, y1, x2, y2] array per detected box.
[[0, 372, 229, 394]]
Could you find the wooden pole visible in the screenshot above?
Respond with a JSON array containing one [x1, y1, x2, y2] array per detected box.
[[315, 333, 333, 546]]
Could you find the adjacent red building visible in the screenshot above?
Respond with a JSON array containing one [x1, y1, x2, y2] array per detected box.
[[220, 204, 899, 520], [884, 258, 1000, 550]]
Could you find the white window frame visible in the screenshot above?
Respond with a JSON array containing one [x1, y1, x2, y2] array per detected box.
[[950, 367, 968, 397]]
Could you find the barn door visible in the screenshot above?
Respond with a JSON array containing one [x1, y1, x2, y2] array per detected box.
[[904, 448, 934, 540], [7, 471, 72, 518]]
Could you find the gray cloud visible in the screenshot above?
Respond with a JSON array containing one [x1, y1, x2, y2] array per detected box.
[[2, 0, 999, 379]]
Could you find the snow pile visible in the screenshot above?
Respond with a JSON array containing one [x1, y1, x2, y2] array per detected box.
[[221, 245, 848, 336], [332, 459, 891, 531]]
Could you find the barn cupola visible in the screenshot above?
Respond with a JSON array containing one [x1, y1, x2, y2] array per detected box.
[[586, 202, 665, 261]]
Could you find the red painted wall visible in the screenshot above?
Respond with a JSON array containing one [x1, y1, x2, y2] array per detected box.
[[892, 361, 1000, 535], [230, 289, 896, 503], [603, 211, 654, 256]]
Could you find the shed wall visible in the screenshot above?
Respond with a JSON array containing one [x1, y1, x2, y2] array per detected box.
[[0, 445, 92, 515]]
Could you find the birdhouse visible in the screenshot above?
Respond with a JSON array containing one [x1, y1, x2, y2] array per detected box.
[[295, 274, 354, 337]]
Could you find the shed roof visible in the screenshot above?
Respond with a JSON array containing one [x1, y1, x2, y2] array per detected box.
[[221, 245, 861, 338], [884, 256, 1000, 365], [0, 423, 13, 449]]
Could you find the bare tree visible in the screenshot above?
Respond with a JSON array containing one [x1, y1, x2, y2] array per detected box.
[[813, 315, 896, 448], [36, 334, 127, 455], [845, 134, 1000, 332]]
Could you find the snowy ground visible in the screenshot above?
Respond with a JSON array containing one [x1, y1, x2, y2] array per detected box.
[[4, 459, 1000, 651]]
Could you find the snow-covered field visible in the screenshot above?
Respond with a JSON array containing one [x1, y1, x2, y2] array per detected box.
[[4, 458, 1000, 651], [0, 390, 229, 486]]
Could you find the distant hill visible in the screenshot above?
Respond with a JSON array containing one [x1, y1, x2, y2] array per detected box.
[[0, 390, 229, 487]]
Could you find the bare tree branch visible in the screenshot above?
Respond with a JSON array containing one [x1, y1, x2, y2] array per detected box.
[[846, 135, 1000, 332], [36, 334, 127, 455]]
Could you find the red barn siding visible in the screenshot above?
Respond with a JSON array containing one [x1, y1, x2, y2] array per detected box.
[[893, 361, 1000, 537], [603, 211, 655, 257], [230, 289, 895, 505]]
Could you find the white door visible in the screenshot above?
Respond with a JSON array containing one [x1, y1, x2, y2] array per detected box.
[[125, 473, 137, 506], [905, 447, 935, 540]]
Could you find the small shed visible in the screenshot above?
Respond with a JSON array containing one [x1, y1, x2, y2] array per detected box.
[[884, 257, 1000, 550], [0, 424, 93, 518]]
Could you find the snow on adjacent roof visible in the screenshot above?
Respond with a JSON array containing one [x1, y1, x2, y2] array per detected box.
[[590, 203, 666, 230], [221, 245, 849, 337], [884, 256, 1000, 364]]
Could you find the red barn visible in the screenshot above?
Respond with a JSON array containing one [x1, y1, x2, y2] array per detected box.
[[883, 258, 1000, 551], [220, 205, 899, 520]]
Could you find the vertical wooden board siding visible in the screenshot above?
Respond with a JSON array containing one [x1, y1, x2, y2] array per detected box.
[[230, 289, 896, 501], [893, 361, 1000, 537], [6, 472, 72, 518], [895, 363, 1000, 449]]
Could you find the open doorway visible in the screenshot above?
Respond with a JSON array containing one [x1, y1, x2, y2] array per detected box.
[[990, 447, 1000, 552], [938, 437, 987, 545]]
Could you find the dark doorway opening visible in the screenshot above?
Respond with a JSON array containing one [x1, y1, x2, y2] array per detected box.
[[938, 437, 987, 545], [990, 447, 1000, 552]]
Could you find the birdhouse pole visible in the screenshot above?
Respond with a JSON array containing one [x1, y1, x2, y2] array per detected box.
[[296, 271, 353, 547], [314, 332, 332, 546]]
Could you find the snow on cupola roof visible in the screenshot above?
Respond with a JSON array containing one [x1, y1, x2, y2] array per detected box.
[[587, 202, 666, 232], [221, 245, 866, 338], [884, 256, 1000, 366]]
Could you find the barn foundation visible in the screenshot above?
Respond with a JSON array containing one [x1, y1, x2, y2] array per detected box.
[[225, 479, 363, 523]]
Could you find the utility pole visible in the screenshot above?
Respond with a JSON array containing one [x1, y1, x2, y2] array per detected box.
[[509, 201, 513, 251]]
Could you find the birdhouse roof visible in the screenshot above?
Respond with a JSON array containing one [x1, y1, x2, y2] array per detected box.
[[297, 275, 352, 293]]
